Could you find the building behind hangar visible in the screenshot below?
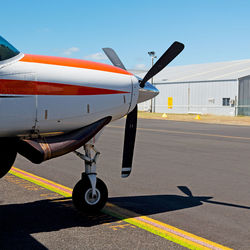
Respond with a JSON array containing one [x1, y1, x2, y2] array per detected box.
[[136, 59, 250, 116]]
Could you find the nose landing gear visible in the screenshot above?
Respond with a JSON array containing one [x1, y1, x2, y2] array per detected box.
[[72, 174, 108, 212], [72, 144, 108, 213]]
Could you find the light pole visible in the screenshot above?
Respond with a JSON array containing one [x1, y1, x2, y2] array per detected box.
[[148, 51, 157, 112]]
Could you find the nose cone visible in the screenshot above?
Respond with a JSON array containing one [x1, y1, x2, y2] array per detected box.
[[137, 81, 159, 103]]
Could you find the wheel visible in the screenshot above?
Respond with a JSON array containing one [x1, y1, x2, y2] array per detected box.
[[72, 175, 108, 213]]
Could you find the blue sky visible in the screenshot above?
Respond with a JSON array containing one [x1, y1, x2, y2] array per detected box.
[[2, 0, 250, 70]]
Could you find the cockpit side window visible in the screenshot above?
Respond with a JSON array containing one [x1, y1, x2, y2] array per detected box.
[[0, 36, 20, 61]]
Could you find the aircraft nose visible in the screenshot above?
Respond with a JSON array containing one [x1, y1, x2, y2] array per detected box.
[[137, 81, 159, 103]]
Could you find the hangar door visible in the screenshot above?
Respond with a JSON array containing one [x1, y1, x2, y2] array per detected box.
[[238, 76, 250, 116]]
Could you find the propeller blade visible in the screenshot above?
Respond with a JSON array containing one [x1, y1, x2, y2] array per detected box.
[[140, 41, 184, 87], [121, 105, 137, 178], [102, 48, 126, 70], [102, 47, 137, 178]]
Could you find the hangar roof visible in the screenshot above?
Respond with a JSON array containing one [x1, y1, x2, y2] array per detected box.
[[133, 59, 250, 83]]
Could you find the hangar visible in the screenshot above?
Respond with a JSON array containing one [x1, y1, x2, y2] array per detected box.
[[136, 59, 250, 116]]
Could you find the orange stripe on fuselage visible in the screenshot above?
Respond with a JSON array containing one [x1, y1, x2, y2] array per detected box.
[[20, 54, 133, 76], [0, 79, 129, 95]]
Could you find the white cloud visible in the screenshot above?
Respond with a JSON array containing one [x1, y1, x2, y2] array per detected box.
[[41, 27, 50, 32], [134, 63, 147, 70], [84, 52, 107, 61], [63, 47, 80, 56]]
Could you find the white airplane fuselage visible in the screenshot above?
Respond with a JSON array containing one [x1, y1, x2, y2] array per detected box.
[[0, 53, 139, 137], [0, 35, 185, 213]]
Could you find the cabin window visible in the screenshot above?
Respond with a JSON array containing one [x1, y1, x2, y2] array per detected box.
[[0, 36, 20, 61]]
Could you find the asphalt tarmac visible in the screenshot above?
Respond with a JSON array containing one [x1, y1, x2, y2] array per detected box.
[[1, 118, 250, 249]]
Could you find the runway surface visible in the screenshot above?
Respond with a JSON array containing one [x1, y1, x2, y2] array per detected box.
[[1, 118, 250, 249]]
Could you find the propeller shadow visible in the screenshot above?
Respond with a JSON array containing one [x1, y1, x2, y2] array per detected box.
[[1, 186, 249, 249], [108, 186, 250, 216]]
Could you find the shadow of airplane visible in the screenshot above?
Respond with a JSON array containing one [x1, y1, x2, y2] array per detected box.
[[0, 197, 118, 250], [1, 186, 249, 249]]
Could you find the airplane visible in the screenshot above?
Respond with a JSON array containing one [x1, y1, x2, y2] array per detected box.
[[0, 35, 184, 213]]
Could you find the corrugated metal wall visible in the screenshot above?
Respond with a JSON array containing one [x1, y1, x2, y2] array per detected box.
[[238, 76, 250, 115], [154, 82, 189, 113], [138, 80, 238, 116]]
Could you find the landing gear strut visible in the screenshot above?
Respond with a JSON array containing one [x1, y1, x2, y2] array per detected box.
[[72, 144, 108, 213]]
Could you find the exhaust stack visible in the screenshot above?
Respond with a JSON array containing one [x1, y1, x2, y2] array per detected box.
[[17, 117, 111, 164]]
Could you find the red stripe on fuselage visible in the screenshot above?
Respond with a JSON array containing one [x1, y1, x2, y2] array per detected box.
[[0, 79, 130, 95], [20, 54, 133, 76]]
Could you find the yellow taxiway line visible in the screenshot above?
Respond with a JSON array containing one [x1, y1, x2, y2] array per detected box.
[[9, 167, 232, 250]]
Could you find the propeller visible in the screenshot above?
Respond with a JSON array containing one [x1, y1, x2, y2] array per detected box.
[[121, 105, 137, 177], [102, 48, 126, 70], [139, 41, 184, 88], [103, 41, 184, 178], [103, 47, 137, 178]]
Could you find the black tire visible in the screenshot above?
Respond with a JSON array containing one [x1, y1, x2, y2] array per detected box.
[[0, 140, 17, 178], [72, 175, 108, 213]]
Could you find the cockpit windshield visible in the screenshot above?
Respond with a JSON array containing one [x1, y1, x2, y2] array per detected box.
[[0, 36, 20, 61]]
